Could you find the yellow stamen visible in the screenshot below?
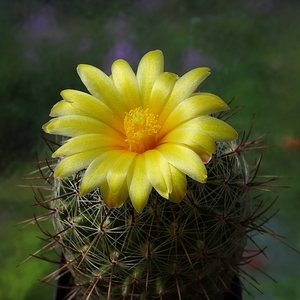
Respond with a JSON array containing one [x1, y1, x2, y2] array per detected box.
[[124, 107, 161, 153]]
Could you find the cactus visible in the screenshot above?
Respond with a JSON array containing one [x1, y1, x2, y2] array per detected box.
[[20, 126, 281, 300], [53, 139, 252, 300], [19, 50, 283, 300]]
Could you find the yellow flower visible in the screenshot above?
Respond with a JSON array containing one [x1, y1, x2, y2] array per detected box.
[[43, 50, 237, 212]]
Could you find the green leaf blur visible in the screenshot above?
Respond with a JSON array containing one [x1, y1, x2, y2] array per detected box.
[[1, 1, 299, 299]]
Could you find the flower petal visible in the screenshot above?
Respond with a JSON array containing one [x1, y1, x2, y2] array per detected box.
[[50, 100, 91, 118], [157, 143, 207, 183], [136, 50, 164, 106], [159, 93, 229, 137], [127, 154, 152, 213], [148, 72, 178, 115], [168, 165, 187, 203], [42, 50, 239, 212], [61, 89, 123, 131], [160, 128, 216, 162], [77, 64, 127, 117], [187, 93, 229, 114], [111, 59, 141, 109], [100, 180, 128, 208], [144, 149, 172, 199], [79, 149, 125, 195], [52, 134, 126, 158], [54, 149, 103, 178], [42, 116, 119, 137], [158, 67, 210, 123], [179, 116, 238, 142], [106, 151, 137, 194]]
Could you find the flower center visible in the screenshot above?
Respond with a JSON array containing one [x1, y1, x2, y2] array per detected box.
[[124, 107, 161, 153]]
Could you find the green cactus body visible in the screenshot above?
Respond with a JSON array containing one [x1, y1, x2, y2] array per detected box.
[[47, 141, 252, 299]]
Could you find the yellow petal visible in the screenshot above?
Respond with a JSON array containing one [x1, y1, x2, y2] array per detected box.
[[179, 116, 238, 142], [187, 93, 229, 113], [52, 134, 126, 158], [100, 180, 128, 208], [54, 149, 103, 178], [157, 143, 207, 183], [158, 67, 210, 123], [168, 165, 187, 203], [160, 128, 216, 160], [148, 72, 178, 115], [42, 116, 118, 137], [106, 151, 137, 193], [136, 50, 164, 106], [50, 100, 91, 118], [61, 89, 123, 131], [79, 149, 125, 195], [77, 64, 127, 117], [159, 93, 229, 136], [111, 59, 141, 109], [127, 154, 152, 213], [144, 149, 172, 199]]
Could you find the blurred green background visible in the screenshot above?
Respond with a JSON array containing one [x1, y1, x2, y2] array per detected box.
[[1, 0, 300, 299]]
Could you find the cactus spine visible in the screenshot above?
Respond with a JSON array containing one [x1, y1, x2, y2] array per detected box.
[[20, 128, 280, 300]]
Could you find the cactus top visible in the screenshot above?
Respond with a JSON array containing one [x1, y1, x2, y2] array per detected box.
[[42, 50, 237, 212]]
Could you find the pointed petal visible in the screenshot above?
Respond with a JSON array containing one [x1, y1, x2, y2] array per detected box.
[[158, 68, 210, 123], [136, 50, 164, 106], [148, 72, 178, 115], [106, 151, 137, 193], [111, 59, 141, 109], [127, 154, 152, 212], [100, 180, 128, 208], [42, 116, 119, 137], [144, 149, 172, 199], [50, 100, 91, 118], [79, 149, 124, 195], [54, 149, 103, 178], [186, 93, 229, 114], [157, 143, 207, 183], [179, 116, 238, 142], [160, 128, 216, 162], [52, 134, 126, 158], [168, 165, 187, 203], [159, 93, 229, 137], [77, 64, 127, 116], [61, 89, 123, 130]]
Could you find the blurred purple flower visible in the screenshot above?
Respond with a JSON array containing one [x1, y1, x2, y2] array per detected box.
[[24, 48, 40, 64], [105, 15, 132, 40], [23, 5, 64, 43], [19, 5, 65, 66], [246, 0, 274, 12], [134, 0, 163, 12], [104, 40, 139, 73], [181, 49, 212, 73], [76, 37, 93, 53]]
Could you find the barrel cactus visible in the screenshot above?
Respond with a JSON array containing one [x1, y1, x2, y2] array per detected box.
[[21, 50, 280, 300]]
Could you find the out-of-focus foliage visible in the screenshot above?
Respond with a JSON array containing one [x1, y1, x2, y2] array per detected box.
[[1, 0, 300, 299]]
